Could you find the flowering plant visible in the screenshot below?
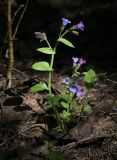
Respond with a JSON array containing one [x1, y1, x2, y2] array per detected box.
[[31, 18, 97, 132]]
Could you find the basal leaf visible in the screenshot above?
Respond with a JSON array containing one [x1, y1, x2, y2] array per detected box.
[[83, 104, 93, 115], [30, 82, 49, 92], [36, 47, 55, 54], [32, 61, 52, 71], [58, 37, 75, 48], [83, 69, 97, 84], [83, 72, 92, 83], [88, 69, 96, 77]]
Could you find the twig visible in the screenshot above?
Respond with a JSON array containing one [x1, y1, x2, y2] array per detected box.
[[13, 0, 29, 38], [105, 76, 117, 84], [54, 133, 117, 154], [6, 0, 14, 89], [0, 4, 24, 59], [5, 0, 29, 89]]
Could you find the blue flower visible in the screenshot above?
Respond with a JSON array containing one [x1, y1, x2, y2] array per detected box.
[[76, 21, 84, 31], [62, 18, 71, 26], [63, 77, 71, 85], [69, 85, 78, 93], [72, 57, 79, 63]]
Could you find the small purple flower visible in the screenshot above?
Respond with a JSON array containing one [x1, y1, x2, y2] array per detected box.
[[69, 85, 78, 93], [76, 88, 84, 97], [72, 57, 79, 63], [79, 58, 86, 65], [76, 21, 84, 31], [62, 18, 71, 26], [63, 77, 71, 85]]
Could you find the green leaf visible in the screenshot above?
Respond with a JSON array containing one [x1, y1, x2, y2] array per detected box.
[[83, 69, 97, 84], [36, 47, 55, 54], [61, 93, 74, 103], [50, 95, 61, 106], [58, 37, 75, 48], [60, 110, 71, 121], [84, 72, 92, 83], [72, 31, 79, 36], [60, 101, 69, 109], [83, 104, 93, 115], [88, 69, 96, 77], [46, 95, 61, 109], [30, 82, 49, 92], [32, 61, 52, 71]]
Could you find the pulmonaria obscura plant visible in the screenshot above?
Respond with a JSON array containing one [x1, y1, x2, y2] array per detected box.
[[31, 18, 97, 132]]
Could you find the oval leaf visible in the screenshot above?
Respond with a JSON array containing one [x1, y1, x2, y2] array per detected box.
[[58, 37, 75, 48], [37, 47, 55, 54], [32, 61, 52, 71], [83, 69, 97, 84], [31, 82, 49, 92]]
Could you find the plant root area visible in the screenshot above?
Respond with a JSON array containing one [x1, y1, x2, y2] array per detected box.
[[0, 62, 117, 160]]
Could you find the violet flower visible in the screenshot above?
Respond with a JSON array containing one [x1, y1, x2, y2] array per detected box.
[[76, 88, 84, 97], [69, 85, 78, 93], [79, 58, 86, 65], [76, 21, 84, 31], [70, 85, 84, 98]]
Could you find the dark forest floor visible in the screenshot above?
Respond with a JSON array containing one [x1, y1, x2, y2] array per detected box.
[[0, 59, 117, 160]]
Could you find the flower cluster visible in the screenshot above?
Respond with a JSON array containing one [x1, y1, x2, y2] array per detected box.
[[63, 77, 84, 98], [70, 85, 84, 98], [34, 18, 84, 40], [62, 18, 85, 31], [61, 18, 84, 34], [72, 57, 86, 65], [62, 56, 86, 99]]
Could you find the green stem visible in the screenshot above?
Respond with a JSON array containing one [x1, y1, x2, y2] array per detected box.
[[61, 30, 69, 38], [48, 53, 55, 96], [45, 37, 55, 97], [45, 30, 69, 129], [45, 29, 66, 96]]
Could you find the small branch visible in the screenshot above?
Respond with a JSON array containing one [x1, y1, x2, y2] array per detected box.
[[5, 0, 29, 89], [54, 133, 117, 153], [6, 0, 14, 89], [0, 4, 24, 59], [13, 0, 29, 38]]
